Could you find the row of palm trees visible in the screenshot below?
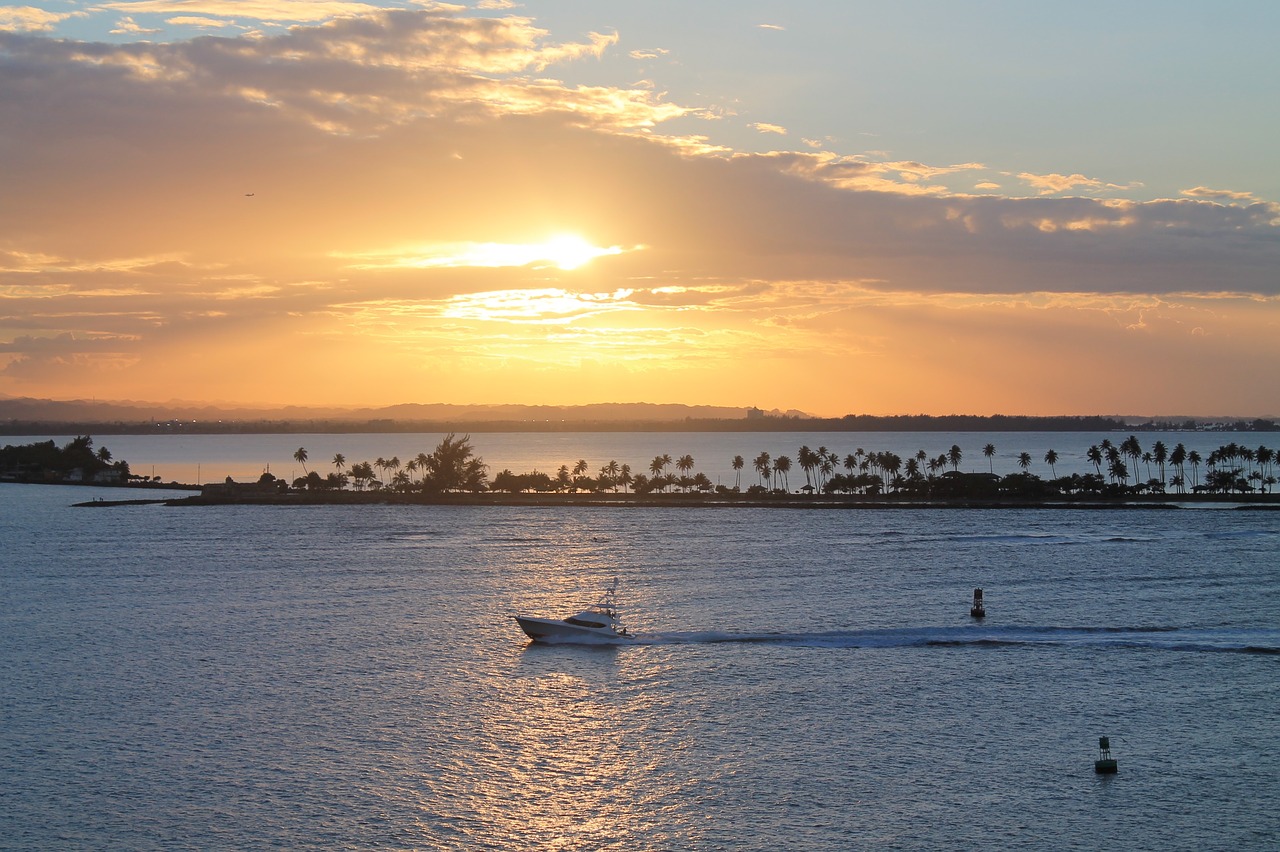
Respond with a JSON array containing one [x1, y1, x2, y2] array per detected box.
[[492, 437, 1276, 497], [281, 434, 1277, 497]]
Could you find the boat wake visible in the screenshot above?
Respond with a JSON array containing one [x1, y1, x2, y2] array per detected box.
[[630, 625, 1280, 654]]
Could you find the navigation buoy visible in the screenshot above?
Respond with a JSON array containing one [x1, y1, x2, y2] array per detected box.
[[1094, 736, 1118, 774], [970, 588, 985, 618]]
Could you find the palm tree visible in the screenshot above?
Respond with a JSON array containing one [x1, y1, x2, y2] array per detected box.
[[819, 455, 834, 489], [753, 452, 771, 488], [1121, 435, 1143, 481], [1188, 450, 1202, 490], [649, 455, 667, 478], [619, 464, 633, 493], [1167, 443, 1186, 493], [798, 446, 816, 490], [332, 453, 346, 474], [774, 455, 792, 491], [881, 453, 901, 492], [415, 452, 432, 485], [1018, 452, 1032, 473], [573, 459, 588, 477], [1087, 445, 1103, 476], [816, 446, 832, 490], [676, 454, 695, 490], [1257, 446, 1274, 493], [948, 444, 962, 472], [1044, 449, 1058, 479], [293, 447, 309, 475], [1152, 441, 1168, 487], [731, 455, 744, 490], [983, 443, 996, 473]]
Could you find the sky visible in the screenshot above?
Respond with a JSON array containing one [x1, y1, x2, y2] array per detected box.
[[2, 1, 1278, 418]]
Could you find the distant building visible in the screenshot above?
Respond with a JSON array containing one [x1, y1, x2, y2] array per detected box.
[[746, 407, 765, 420]]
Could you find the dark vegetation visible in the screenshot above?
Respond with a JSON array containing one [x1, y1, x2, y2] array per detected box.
[[251, 434, 1276, 503], [8, 432, 1276, 505], [0, 436, 137, 484]]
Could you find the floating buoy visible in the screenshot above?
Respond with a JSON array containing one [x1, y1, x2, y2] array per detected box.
[[970, 587, 985, 618], [1094, 736, 1118, 774]]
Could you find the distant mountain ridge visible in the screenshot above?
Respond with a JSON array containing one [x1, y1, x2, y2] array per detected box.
[[1, 396, 1274, 435], [0, 396, 796, 424]]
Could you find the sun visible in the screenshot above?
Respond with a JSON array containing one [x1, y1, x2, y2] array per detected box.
[[542, 234, 606, 270]]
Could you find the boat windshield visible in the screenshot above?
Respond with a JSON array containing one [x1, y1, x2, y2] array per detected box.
[[565, 616, 607, 628]]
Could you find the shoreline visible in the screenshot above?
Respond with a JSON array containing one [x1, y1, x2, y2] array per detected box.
[[62, 489, 1280, 510]]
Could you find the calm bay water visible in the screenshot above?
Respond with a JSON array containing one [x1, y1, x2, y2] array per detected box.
[[3, 435, 1279, 848]]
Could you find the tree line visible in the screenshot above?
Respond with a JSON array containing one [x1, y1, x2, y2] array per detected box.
[[0, 436, 134, 483], [281, 433, 486, 493], [283, 433, 1275, 498]]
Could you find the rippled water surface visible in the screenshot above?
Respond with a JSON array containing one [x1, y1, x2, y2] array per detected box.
[[3, 484, 1278, 849]]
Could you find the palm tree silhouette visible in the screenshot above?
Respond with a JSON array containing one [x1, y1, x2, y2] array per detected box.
[[676, 454, 695, 490], [1044, 449, 1058, 479], [774, 455, 792, 491], [294, 447, 309, 475], [731, 455, 744, 490], [948, 445, 962, 472], [1087, 445, 1103, 476], [753, 451, 771, 488], [983, 443, 996, 473], [798, 446, 816, 491], [1170, 443, 1187, 493], [1152, 441, 1168, 487], [1018, 452, 1032, 473]]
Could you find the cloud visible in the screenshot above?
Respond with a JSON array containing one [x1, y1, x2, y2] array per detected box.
[[1016, 171, 1139, 196], [166, 16, 237, 28], [1181, 186, 1258, 203], [97, 1, 390, 23], [751, 122, 787, 135], [0, 6, 84, 32], [111, 16, 163, 35]]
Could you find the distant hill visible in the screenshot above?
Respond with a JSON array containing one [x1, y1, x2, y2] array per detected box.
[[1, 396, 1274, 435], [0, 397, 800, 427]]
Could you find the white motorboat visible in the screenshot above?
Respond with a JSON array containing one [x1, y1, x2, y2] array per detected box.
[[513, 581, 633, 643]]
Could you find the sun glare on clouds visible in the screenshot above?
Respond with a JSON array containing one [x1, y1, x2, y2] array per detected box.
[[341, 234, 626, 271]]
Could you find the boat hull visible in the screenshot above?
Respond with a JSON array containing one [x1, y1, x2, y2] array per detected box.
[[513, 615, 633, 644]]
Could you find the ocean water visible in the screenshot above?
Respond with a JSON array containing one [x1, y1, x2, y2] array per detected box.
[[2, 483, 1278, 850]]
